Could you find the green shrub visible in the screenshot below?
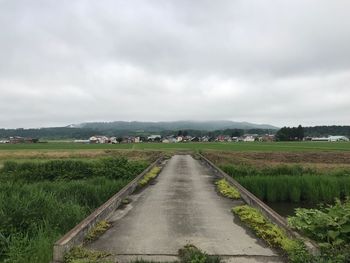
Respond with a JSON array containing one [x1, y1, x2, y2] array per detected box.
[[288, 199, 350, 262]]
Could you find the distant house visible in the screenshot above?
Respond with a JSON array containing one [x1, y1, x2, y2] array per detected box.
[[183, 136, 193, 142], [259, 134, 275, 142], [243, 135, 257, 142], [231, 137, 239, 142], [0, 139, 9, 144], [110, 137, 118, 144], [89, 136, 109, 144], [9, 136, 36, 144], [163, 137, 177, 143], [216, 135, 226, 142], [191, 137, 200, 142], [201, 136, 210, 142], [148, 135, 162, 142]]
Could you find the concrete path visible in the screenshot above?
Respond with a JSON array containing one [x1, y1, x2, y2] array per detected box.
[[88, 155, 282, 262]]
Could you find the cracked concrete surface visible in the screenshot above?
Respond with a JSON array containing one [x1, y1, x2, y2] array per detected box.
[[87, 155, 283, 262]]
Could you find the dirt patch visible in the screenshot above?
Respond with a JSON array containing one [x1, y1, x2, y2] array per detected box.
[[0, 150, 162, 163], [203, 150, 350, 170]]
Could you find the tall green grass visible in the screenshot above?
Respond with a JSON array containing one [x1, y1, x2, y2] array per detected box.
[[2, 157, 147, 181], [0, 157, 148, 263], [221, 164, 350, 203]]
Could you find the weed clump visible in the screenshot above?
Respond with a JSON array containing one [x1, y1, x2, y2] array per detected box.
[[178, 244, 221, 263], [64, 246, 112, 263], [232, 205, 311, 263], [215, 179, 240, 199], [85, 221, 111, 243], [138, 166, 161, 187]]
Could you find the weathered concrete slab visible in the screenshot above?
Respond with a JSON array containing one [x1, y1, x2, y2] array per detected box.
[[88, 155, 282, 262]]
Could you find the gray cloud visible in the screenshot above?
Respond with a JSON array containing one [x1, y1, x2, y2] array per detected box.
[[0, 0, 350, 128]]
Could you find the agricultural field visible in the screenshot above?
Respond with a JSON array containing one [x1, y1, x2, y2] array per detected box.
[[0, 141, 349, 152], [0, 143, 349, 262]]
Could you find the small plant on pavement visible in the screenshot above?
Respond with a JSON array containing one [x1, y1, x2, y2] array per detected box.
[[178, 244, 221, 263], [64, 246, 112, 263], [215, 179, 240, 199], [138, 166, 161, 187], [85, 220, 111, 243]]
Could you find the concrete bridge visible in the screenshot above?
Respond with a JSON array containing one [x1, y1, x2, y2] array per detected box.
[[53, 154, 317, 262]]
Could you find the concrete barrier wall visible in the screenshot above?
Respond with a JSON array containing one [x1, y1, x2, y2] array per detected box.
[[52, 157, 163, 263], [198, 154, 319, 255]]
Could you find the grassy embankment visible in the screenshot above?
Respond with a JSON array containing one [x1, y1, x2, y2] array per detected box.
[[0, 157, 149, 263]]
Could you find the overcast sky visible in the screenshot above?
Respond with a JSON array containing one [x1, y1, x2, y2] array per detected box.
[[1, 0, 350, 128]]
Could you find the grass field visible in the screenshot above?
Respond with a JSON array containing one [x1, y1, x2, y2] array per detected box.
[[0, 141, 349, 152]]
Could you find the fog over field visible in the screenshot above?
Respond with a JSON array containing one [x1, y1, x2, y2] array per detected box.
[[0, 0, 350, 128]]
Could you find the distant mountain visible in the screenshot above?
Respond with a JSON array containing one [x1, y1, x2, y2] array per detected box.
[[70, 120, 279, 132], [0, 121, 279, 140]]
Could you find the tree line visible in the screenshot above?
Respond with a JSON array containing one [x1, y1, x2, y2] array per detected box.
[[1, 125, 349, 141], [276, 125, 350, 141], [276, 125, 304, 141]]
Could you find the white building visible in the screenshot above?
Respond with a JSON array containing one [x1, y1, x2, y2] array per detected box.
[[328, 136, 349, 142], [311, 136, 349, 142], [89, 136, 110, 144], [243, 135, 256, 142], [176, 136, 183, 142]]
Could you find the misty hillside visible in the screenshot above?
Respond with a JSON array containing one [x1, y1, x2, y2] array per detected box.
[[71, 121, 279, 132]]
